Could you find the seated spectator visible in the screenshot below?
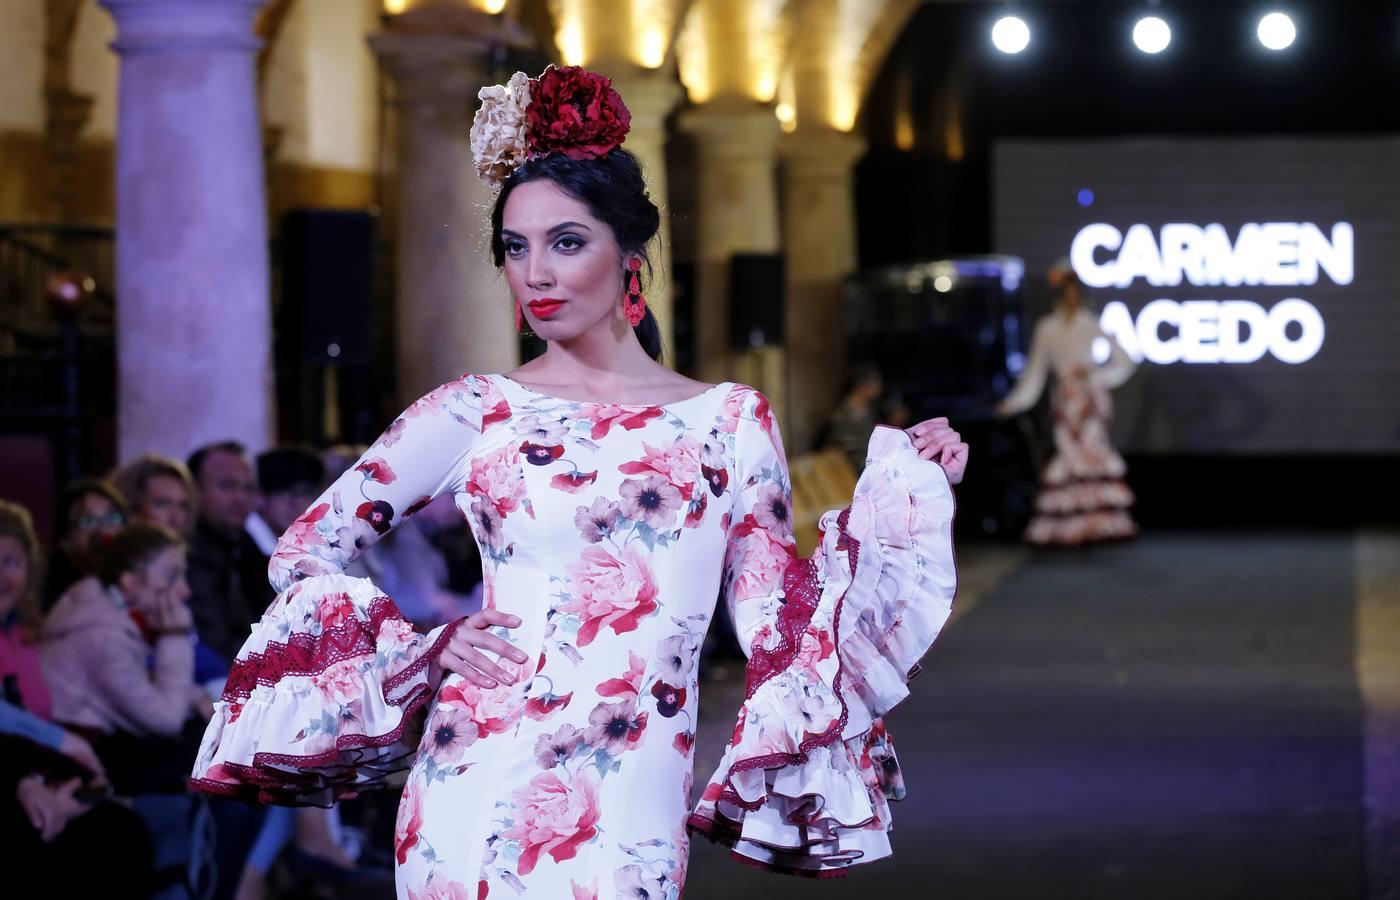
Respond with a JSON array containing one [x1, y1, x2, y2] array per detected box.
[[186, 441, 268, 664], [245, 445, 324, 557], [110, 454, 197, 537], [42, 479, 126, 611], [42, 523, 198, 741]]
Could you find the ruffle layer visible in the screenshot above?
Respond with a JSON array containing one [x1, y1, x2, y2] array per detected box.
[[1035, 477, 1135, 516], [689, 427, 956, 876], [1026, 509, 1138, 546], [188, 574, 460, 806]]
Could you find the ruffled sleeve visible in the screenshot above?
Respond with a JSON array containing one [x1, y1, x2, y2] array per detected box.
[[189, 374, 494, 806], [689, 396, 957, 877]]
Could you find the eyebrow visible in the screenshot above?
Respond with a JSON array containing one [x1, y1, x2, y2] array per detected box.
[[500, 222, 594, 240]]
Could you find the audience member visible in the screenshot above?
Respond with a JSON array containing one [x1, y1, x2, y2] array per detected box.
[[42, 478, 126, 610]]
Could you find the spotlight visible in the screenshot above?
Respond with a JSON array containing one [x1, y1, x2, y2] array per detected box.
[[1257, 12, 1296, 50], [991, 16, 1031, 54], [1133, 16, 1171, 54]]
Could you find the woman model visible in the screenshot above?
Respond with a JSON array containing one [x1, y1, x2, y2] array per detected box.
[[997, 261, 1137, 545], [191, 66, 967, 898]]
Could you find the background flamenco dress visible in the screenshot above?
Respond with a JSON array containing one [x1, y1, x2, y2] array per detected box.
[[190, 374, 957, 897], [1000, 308, 1138, 546]]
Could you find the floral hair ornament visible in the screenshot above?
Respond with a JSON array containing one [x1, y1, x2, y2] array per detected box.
[[470, 65, 632, 189]]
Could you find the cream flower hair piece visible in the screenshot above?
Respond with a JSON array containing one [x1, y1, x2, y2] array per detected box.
[[470, 71, 531, 189]]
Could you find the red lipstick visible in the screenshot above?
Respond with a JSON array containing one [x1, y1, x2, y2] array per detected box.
[[527, 298, 565, 319]]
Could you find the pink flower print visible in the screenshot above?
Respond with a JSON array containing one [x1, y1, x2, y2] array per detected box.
[[614, 864, 665, 900], [561, 545, 659, 646], [313, 658, 364, 704], [571, 878, 599, 900], [672, 730, 695, 756], [584, 404, 664, 440], [425, 703, 477, 765], [395, 779, 423, 864], [617, 438, 702, 495], [653, 635, 695, 684], [794, 624, 835, 673], [521, 441, 566, 466], [595, 651, 646, 699], [551, 470, 598, 493], [438, 680, 523, 743], [517, 413, 567, 444], [356, 499, 395, 535], [478, 377, 512, 428], [376, 615, 417, 650], [316, 592, 357, 632], [618, 475, 682, 530], [684, 492, 707, 528], [574, 497, 620, 543], [468, 495, 505, 551], [724, 519, 793, 605], [501, 771, 602, 875], [281, 502, 330, 552], [467, 445, 526, 517], [408, 880, 473, 900], [534, 722, 584, 769], [650, 680, 686, 718], [355, 457, 397, 484], [584, 698, 648, 756], [752, 484, 792, 535], [719, 389, 747, 432]]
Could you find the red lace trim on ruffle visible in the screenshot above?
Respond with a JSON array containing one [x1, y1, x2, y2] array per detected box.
[[221, 596, 403, 702], [685, 813, 856, 879], [188, 615, 464, 806], [702, 509, 862, 817]]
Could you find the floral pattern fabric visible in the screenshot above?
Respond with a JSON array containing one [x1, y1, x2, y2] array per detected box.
[[190, 374, 958, 897]]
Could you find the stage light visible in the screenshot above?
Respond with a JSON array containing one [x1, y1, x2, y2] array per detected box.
[[1133, 16, 1171, 54], [1257, 12, 1296, 50], [991, 16, 1030, 54]]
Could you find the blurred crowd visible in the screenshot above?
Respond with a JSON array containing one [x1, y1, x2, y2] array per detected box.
[[1, 441, 483, 899]]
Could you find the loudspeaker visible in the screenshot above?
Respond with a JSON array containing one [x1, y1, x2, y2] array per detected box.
[[728, 253, 784, 349], [279, 209, 376, 365]]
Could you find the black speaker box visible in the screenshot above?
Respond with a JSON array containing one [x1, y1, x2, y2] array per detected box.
[[728, 253, 784, 349], [279, 209, 376, 365]]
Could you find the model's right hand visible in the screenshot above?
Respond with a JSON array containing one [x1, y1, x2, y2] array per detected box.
[[433, 610, 529, 689]]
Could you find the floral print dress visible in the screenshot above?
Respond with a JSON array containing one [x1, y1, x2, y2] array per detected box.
[[191, 374, 958, 898]]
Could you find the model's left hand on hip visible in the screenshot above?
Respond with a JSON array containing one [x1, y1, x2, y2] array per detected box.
[[907, 417, 969, 485]]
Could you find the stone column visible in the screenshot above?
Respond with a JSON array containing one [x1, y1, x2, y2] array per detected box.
[[370, 9, 524, 404], [676, 101, 781, 394], [603, 65, 681, 364], [780, 126, 866, 454], [101, 0, 274, 459]]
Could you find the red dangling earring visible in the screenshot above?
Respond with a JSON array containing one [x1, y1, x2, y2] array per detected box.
[[515, 298, 523, 333], [625, 258, 646, 327]]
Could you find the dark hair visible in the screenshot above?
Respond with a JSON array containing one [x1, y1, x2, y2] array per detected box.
[[490, 149, 663, 361], [55, 478, 127, 540], [0, 500, 43, 636], [96, 522, 184, 588], [256, 445, 325, 495], [187, 441, 248, 483]]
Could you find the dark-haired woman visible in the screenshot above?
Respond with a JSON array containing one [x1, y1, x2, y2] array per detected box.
[[192, 66, 967, 896]]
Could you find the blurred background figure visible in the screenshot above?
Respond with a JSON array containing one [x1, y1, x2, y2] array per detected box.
[[246, 445, 324, 557], [997, 261, 1136, 545], [110, 454, 197, 537], [42, 479, 126, 611], [185, 441, 266, 667]]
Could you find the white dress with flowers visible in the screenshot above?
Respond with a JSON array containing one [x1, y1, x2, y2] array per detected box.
[[190, 374, 958, 899]]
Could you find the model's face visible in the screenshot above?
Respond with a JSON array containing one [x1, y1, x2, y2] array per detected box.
[[500, 180, 631, 341], [138, 475, 191, 535]]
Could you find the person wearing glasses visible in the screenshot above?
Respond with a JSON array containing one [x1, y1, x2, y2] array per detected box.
[[42, 479, 126, 612]]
